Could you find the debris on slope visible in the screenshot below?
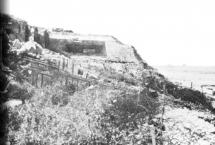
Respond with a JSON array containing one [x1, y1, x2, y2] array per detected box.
[[163, 106, 215, 145]]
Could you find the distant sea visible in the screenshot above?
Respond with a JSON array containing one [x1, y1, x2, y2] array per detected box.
[[154, 65, 215, 91]]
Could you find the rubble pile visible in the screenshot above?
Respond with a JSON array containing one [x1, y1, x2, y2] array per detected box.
[[163, 107, 215, 144]]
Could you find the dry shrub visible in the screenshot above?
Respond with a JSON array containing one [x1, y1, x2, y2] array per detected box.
[[99, 88, 160, 144], [165, 81, 214, 111], [7, 83, 112, 144], [103, 71, 138, 86], [8, 80, 161, 144], [7, 82, 34, 101], [8, 103, 91, 145]]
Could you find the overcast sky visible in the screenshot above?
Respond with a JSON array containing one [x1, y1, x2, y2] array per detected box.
[[6, 0, 215, 66]]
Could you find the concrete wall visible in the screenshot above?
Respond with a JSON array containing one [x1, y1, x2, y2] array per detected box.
[[105, 40, 138, 63], [49, 32, 139, 63]]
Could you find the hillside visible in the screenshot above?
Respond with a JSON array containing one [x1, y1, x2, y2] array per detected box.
[[1, 14, 215, 145]]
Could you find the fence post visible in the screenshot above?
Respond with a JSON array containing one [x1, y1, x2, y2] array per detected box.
[[201, 85, 203, 97], [41, 74, 44, 87], [65, 76, 68, 86], [31, 70, 34, 85], [150, 125, 156, 145], [63, 57, 65, 70], [58, 61, 60, 71], [72, 62, 75, 75], [35, 72, 38, 87], [76, 80, 79, 91]]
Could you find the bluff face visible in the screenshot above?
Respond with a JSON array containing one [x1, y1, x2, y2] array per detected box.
[[3, 14, 215, 145], [5, 14, 154, 82], [6, 14, 146, 64]]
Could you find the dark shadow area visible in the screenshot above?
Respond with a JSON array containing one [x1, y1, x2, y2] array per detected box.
[[0, 12, 11, 144], [59, 40, 106, 56]]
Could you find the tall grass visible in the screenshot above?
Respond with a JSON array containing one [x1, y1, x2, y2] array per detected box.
[[8, 79, 161, 144]]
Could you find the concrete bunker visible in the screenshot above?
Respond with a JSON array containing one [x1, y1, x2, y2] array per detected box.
[[64, 40, 106, 56]]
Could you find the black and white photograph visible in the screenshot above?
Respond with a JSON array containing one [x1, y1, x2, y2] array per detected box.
[[1, 0, 215, 144]]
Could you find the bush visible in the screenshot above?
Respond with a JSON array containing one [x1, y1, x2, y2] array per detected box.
[[7, 82, 34, 101], [7, 79, 161, 144], [99, 88, 160, 144], [8, 83, 93, 144], [7, 83, 109, 144], [174, 88, 213, 110], [104, 71, 138, 86], [8, 103, 90, 145], [165, 81, 214, 111]]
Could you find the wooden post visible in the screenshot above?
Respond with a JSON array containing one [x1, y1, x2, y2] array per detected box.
[[63, 58, 65, 70], [65, 76, 68, 86], [35, 72, 38, 87], [41, 74, 44, 87], [72, 62, 74, 75], [201, 85, 203, 97], [191, 82, 193, 89], [137, 88, 141, 103], [31, 70, 34, 85], [150, 126, 156, 145], [76, 80, 79, 91], [58, 61, 60, 71]]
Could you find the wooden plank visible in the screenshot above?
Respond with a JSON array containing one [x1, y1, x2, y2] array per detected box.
[[29, 62, 58, 71], [23, 57, 59, 70], [30, 66, 48, 71], [66, 74, 93, 83], [23, 57, 46, 64], [39, 72, 52, 78], [27, 58, 95, 88]]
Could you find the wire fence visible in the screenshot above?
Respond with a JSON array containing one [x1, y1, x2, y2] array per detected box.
[[23, 56, 95, 91], [174, 81, 215, 96]]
